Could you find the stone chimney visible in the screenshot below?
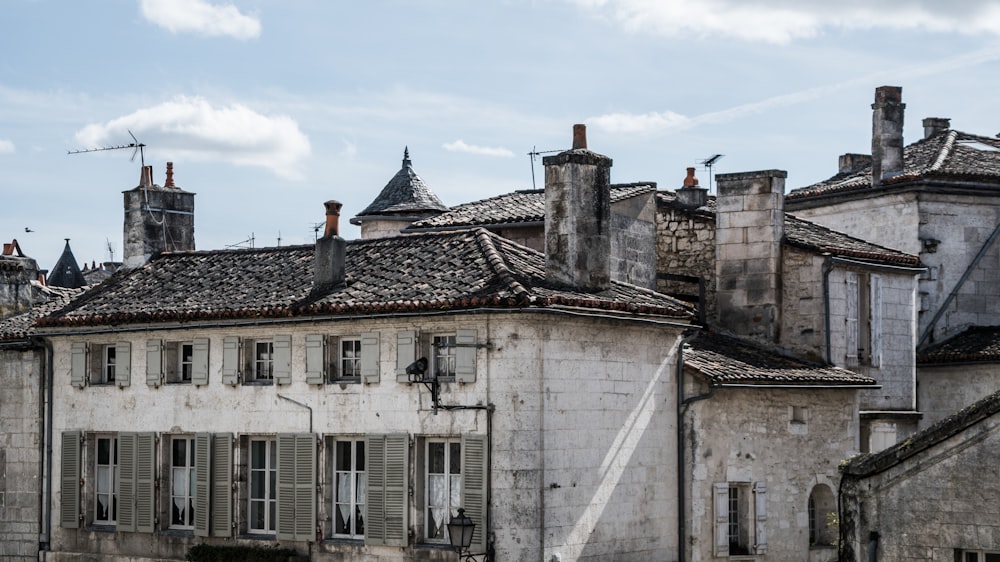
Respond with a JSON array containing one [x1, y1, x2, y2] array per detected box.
[[839, 153, 873, 175], [123, 163, 195, 268], [313, 200, 347, 291], [922, 117, 950, 140], [543, 124, 613, 291], [871, 86, 905, 187], [715, 169, 787, 342], [676, 167, 708, 208]]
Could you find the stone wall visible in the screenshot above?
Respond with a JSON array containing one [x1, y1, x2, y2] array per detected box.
[[655, 202, 716, 318], [0, 347, 42, 561], [918, 363, 1000, 428]]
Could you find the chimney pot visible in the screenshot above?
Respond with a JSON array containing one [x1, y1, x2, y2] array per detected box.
[[323, 200, 344, 238], [683, 167, 699, 187], [572, 124, 587, 150], [922, 117, 950, 140], [314, 199, 347, 291], [139, 165, 154, 188], [165, 162, 175, 188]]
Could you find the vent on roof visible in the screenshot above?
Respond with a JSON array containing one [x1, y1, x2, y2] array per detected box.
[[956, 140, 1000, 152]]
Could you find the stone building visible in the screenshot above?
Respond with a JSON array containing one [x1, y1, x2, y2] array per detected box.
[[123, 162, 195, 269], [839, 389, 1000, 561], [32, 136, 697, 561]]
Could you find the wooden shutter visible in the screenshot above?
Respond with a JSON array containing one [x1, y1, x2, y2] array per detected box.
[[116, 342, 132, 387], [295, 434, 316, 541], [273, 335, 292, 385], [462, 434, 488, 552], [211, 433, 233, 537], [870, 274, 883, 368], [135, 433, 156, 532], [754, 481, 768, 554], [396, 330, 417, 382], [70, 342, 87, 388], [276, 434, 297, 540], [304, 334, 326, 384], [361, 332, 380, 384], [845, 272, 860, 367], [713, 482, 729, 556], [366, 433, 409, 547], [191, 338, 210, 386], [193, 433, 212, 537], [146, 339, 162, 387], [456, 329, 477, 383], [221, 336, 240, 385], [117, 433, 137, 532], [60, 431, 81, 528]]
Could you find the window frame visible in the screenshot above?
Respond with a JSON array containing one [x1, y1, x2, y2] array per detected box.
[[423, 438, 461, 544], [250, 340, 274, 382], [248, 437, 277, 536], [93, 435, 118, 526], [331, 438, 366, 539], [431, 334, 458, 382], [335, 336, 364, 383], [169, 436, 197, 530], [714, 481, 767, 556]]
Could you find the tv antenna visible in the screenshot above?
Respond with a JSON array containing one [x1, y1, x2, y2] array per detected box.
[[699, 154, 724, 192], [527, 146, 564, 190], [105, 238, 116, 262], [68, 130, 147, 167], [311, 222, 324, 241]]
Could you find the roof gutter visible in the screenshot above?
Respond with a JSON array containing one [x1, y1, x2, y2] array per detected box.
[[827, 255, 926, 274]]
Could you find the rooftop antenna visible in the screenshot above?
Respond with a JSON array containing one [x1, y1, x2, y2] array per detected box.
[[311, 222, 324, 241], [226, 233, 255, 249], [699, 154, 724, 193], [68, 129, 147, 167], [527, 146, 564, 190], [105, 238, 116, 263]]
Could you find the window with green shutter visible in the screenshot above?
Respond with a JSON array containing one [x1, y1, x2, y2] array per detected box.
[[275, 433, 316, 542], [365, 434, 409, 547], [60, 431, 81, 528]]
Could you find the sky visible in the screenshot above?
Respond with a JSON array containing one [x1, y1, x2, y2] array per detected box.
[[3, 0, 1000, 272]]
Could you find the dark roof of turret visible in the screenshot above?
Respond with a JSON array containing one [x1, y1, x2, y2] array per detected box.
[[47, 239, 86, 289], [351, 148, 448, 224]]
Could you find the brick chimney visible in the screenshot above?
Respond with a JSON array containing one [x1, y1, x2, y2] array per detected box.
[[543, 124, 613, 291], [871, 86, 905, 187], [922, 117, 950, 140], [676, 167, 708, 208], [715, 169, 786, 342], [313, 200, 346, 291]]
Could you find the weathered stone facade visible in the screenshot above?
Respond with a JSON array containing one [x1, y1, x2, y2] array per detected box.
[[655, 198, 716, 319], [122, 165, 195, 269]]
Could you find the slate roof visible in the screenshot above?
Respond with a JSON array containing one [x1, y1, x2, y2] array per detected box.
[[36, 229, 694, 328], [788, 129, 1000, 201], [351, 148, 448, 222], [684, 331, 876, 386], [917, 326, 1000, 364], [842, 388, 1000, 478], [47, 239, 86, 289], [405, 183, 656, 230], [0, 284, 84, 344]]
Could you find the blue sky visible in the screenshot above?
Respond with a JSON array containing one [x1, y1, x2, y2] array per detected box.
[[3, 0, 1000, 271]]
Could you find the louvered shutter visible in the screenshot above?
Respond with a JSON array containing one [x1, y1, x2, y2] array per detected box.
[[304, 334, 326, 384], [273, 335, 292, 385], [365, 434, 409, 547], [845, 273, 860, 367], [221, 337, 240, 385], [191, 338, 210, 386], [70, 343, 87, 388], [456, 329, 477, 383], [870, 274, 883, 368], [295, 434, 316, 541], [193, 433, 212, 537], [396, 330, 417, 382], [135, 433, 156, 532], [211, 433, 233, 537], [146, 340, 162, 387], [276, 434, 297, 540], [116, 342, 131, 387], [361, 332, 380, 384], [461, 434, 488, 552], [117, 433, 137, 532], [754, 481, 768, 554], [713, 482, 729, 556], [60, 431, 81, 528]]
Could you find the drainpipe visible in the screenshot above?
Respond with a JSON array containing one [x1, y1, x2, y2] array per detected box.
[[823, 256, 834, 364], [676, 329, 710, 562], [32, 336, 55, 554], [276, 394, 313, 433]]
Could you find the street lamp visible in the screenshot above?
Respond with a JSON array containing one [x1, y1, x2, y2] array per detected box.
[[448, 508, 489, 561]]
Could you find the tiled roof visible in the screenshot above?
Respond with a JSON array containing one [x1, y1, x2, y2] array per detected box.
[[655, 190, 716, 218], [405, 183, 656, 230], [37, 229, 694, 328], [843, 388, 1000, 477], [784, 215, 922, 267], [0, 285, 84, 343], [788, 130, 1000, 201], [47, 239, 86, 289], [352, 148, 448, 221], [917, 326, 1000, 364], [684, 331, 875, 386]]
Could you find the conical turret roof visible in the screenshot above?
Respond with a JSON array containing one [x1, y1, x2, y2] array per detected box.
[[351, 148, 448, 224], [47, 239, 86, 288]]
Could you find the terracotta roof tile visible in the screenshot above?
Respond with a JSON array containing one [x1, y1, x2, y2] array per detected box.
[[0, 285, 84, 343], [37, 229, 694, 328]]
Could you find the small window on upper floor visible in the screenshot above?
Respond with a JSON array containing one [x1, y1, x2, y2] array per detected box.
[[432, 334, 457, 381], [94, 344, 117, 384], [304, 333, 380, 385], [845, 271, 882, 368], [247, 339, 274, 382], [395, 329, 478, 384], [72, 342, 131, 388], [164, 341, 194, 383]]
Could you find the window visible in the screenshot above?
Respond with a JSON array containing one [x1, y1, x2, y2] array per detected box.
[[228, 336, 291, 385], [845, 272, 882, 367], [958, 551, 1000, 562], [70, 342, 131, 387], [432, 335, 457, 381], [333, 439, 365, 538], [95, 436, 118, 524], [305, 333, 380, 384], [249, 438, 277, 534], [714, 481, 767, 556], [171, 437, 196, 529], [365, 434, 409, 547], [193, 432, 233, 538], [148, 338, 209, 386], [395, 329, 477, 384], [251, 340, 274, 381], [425, 439, 461, 543], [275, 433, 316, 542], [808, 484, 836, 546], [339, 338, 363, 382], [102, 345, 117, 383]]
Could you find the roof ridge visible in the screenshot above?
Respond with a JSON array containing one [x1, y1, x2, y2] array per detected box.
[[473, 229, 532, 303], [927, 129, 958, 173]]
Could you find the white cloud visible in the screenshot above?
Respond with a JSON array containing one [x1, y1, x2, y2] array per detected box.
[[140, 0, 261, 40], [588, 110, 690, 134], [75, 96, 310, 179], [566, 0, 1000, 44], [0, 139, 14, 154], [442, 140, 515, 157]]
